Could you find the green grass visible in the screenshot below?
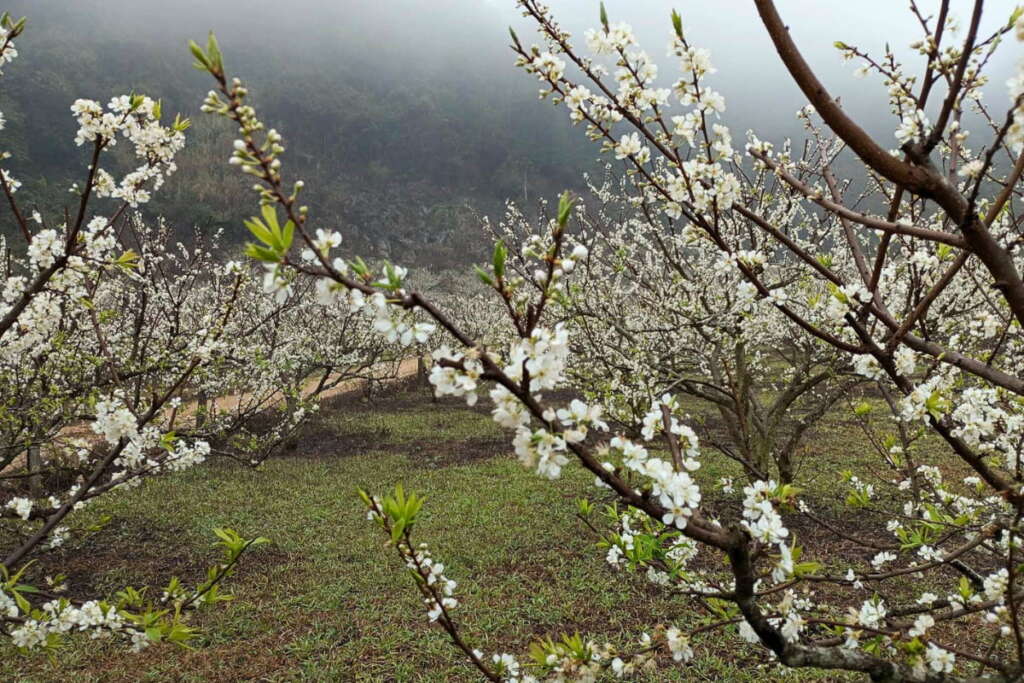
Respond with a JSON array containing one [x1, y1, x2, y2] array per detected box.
[[328, 402, 498, 444], [1, 387, 887, 682]]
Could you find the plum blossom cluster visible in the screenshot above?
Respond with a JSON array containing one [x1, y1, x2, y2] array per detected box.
[[429, 345, 484, 404], [69, 95, 186, 207], [740, 480, 790, 546], [514, 3, 742, 220], [416, 550, 458, 623], [9, 599, 129, 651], [2, 524, 266, 654]]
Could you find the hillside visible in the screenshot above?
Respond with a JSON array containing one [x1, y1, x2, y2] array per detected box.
[[0, 0, 595, 265]]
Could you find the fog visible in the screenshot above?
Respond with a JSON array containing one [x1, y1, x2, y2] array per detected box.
[[509, 0, 1018, 138], [2, 0, 1020, 257], [11, 0, 1017, 138]]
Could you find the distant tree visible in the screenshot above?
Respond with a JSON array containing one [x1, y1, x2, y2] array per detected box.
[[490, 187, 858, 484]]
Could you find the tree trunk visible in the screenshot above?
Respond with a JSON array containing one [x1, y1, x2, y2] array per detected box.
[[27, 445, 42, 496], [775, 449, 795, 485], [196, 391, 209, 429]]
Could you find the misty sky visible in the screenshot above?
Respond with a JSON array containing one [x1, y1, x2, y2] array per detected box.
[[270, 0, 1003, 140], [510, 0, 1020, 140], [10, 0, 1019, 148], [16, 0, 1015, 142], [5, 0, 1021, 225]]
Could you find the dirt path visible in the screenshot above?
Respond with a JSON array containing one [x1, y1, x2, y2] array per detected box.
[[2, 357, 424, 477], [181, 356, 422, 422]]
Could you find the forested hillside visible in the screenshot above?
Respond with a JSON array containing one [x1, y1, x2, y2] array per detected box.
[[0, 0, 594, 264]]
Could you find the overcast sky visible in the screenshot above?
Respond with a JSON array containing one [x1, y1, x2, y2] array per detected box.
[[10, 0, 1022, 153], [245, 0, 1019, 141], [499, 0, 1020, 139]]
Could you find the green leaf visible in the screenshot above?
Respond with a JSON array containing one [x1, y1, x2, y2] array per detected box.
[[259, 205, 284, 249], [826, 281, 846, 303], [5, 561, 34, 588], [159, 431, 177, 452], [492, 240, 507, 279], [671, 10, 683, 39], [391, 518, 406, 543], [243, 217, 275, 247], [794, 560, 823, 577], [12, 590, 31, 614], [556, 191, 575, 228], [260, 203, 279, 230], [281, 220, 295, 251], [1010, 6, 1024, 29], [205, 31, 224, 72], [958, 576, 973, 600], [925, 390, 949, 420], [116, 250, 139, 270], [474, 265, 494, 287], [212, 528, 235, 545], [244, 243, 280, 263], [188, 40, 211, 71], [350, 256, 369, 277]]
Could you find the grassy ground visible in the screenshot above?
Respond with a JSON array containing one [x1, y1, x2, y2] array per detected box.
[[1, 382, 925, 682]]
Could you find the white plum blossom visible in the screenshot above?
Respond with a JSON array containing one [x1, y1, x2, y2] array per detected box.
[[614, 132, 644, 160], [907, 614, 934, 638], [893, 347, 916, 377], [531, 52, 565, 82], [585, 22, 636, 55], [857, 599, 886, 629], [92, 398, 140, 445], [780, 612, 805, 643], [429, 345, 483, 406], [894, 110, 931, 145], [925, 643, 955, 674], [741, 480, 789, 545], [5, 497, 32, 520], [665, 627, 693, 662], [958, 159, 985, 178], [870, 551, 896, 570]]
